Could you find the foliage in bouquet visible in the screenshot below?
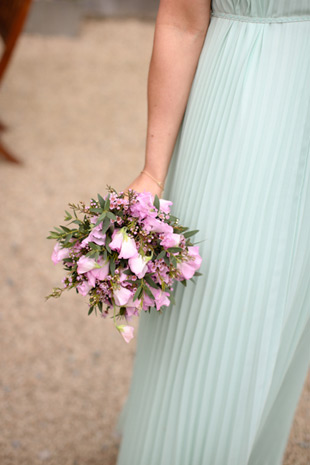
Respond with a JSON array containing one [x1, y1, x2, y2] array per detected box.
[[47, 187, 202, 342]]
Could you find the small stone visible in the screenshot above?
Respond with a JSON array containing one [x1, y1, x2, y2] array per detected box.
[[11, 440, 21, 449], [38, 449, 52, 460], [92, 350, 101, 361], [297, 441, 310, 449], [6, 277, 14, 287]]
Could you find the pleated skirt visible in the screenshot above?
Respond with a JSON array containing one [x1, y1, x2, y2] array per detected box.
[[115, 12, 310, 465]]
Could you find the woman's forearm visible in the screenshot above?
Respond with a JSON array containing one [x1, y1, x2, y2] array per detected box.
[[143, 0, 211, 184]]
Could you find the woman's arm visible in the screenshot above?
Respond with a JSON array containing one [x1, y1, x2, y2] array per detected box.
[[128, 0, 212, 196]]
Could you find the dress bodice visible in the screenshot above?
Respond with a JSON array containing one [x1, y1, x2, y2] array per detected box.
[[211, 0, 310, 20]]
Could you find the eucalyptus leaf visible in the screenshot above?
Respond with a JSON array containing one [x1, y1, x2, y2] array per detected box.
[[156, 250, 166, 260], [106, 211, 117, 220], [167, 247, 183, 254], [109, 257, 115, 276], [95, 212, 107, 227], [143, 285, 155, 300], [144, 275, 159, 289], [101, 216, 111, 234], [104, 194, 110, 211], [183, 229, 199, 239], [97, 193, 105, 209], [133, 286, 142, 302]]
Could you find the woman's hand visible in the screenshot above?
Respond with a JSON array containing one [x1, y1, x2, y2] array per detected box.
[[125, 172, 164, 198]]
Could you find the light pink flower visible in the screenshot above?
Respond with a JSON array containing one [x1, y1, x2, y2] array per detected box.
[[51, 242, 70, 264], [77, 280, 92, 296], [130, 191, 157, 220], [143, 217, 173, 234], [114, 285, 133, 307], [142, 292, 155, 311], [125, 307, 139, 322], [128, 253, 150, 279], [81, 224, 106, 246], [177, 246, 202, 280], [160, 233, 181, 249], [159, 199, 172, 214], [86, 258, 109, 285], [77, 256, 101, 274], [152, 288, 170, 310], [117, 325, 135, 343], [109, 228, 137, 259]]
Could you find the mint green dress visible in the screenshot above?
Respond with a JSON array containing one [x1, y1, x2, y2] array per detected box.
[[115, 1, 310, 464]]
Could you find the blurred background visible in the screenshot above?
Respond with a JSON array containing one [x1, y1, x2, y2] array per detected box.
[[0, 1, 309, 464]]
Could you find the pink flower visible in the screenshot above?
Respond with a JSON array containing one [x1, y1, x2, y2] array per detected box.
[[77, 280, 92, 296], [143, 217, 173, 234], [86, 258, 109, 285], [125, 295, 142, 320], [160, 233, 181, 249], [81, 224, 106, 246], [152, 288, 170, 310], [51, 242, 70, 264], [125, 306, 139, 322], [114, 285, 133, 306], [116, 324, 135, 343], [109, 228, 137, 259], [130, 191, 157, 220], [128, 253, 150, 279], [77, 256, 101, 274], [159, 199, 172, 214], [177, 246, 202, 280], [142, 292, 155, 311]]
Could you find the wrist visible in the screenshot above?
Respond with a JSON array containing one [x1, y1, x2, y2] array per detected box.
[[140, 170, 165, 191]]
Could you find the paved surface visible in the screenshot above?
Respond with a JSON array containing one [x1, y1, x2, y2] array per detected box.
[[0, 18, 309, 465]]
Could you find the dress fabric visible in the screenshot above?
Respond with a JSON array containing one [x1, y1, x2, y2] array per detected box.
[[115, 1, 310, 464]]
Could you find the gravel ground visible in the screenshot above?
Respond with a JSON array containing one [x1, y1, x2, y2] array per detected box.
[[0, 18, 309, 465]]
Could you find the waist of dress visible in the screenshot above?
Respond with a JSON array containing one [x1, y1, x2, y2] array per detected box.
[[211, 11, 310, 23]]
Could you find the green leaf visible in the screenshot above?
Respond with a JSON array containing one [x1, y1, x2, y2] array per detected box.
[[122, 269, 132, 275], [164, 255, 170, 266], [156, 250, 166, 260], [97, 193, 105, 209], [95, 212, 107, 227], [133, 286, 142, 302], [183, 229, 199, 239], [143, 285, 155, 300], [88, 306, 94, 315], [106, 211, 117, 220], [104, 194, 110, 211], [180, 279, 187, 287], [138, 286, 144, 299], [153, 194, 160, 211], [144, 275, 159, 290], [64, 210, 72, 220], [63, 233, 73, 244], [109, 257, 115, 276], [169, 246, 183, 255], [194, 271, 203, 277], [101, 216, 111, 234], [167, 246, 183, 254]]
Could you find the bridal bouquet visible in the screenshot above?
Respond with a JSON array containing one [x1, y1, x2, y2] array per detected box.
[[47, 187, 202, 343]]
